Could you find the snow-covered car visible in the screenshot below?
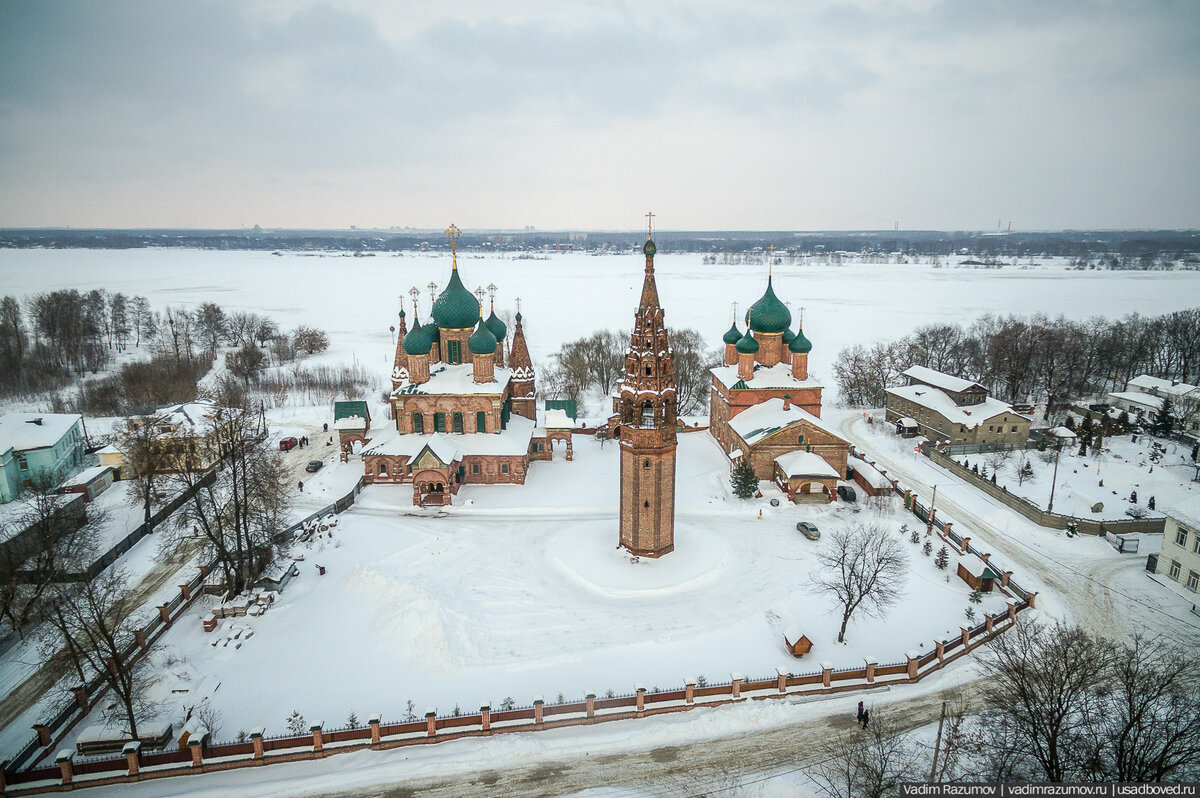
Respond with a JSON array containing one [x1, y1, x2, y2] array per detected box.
[[837, 485, 857, 502], [795, 522, 820, 540], [305, 460, 323, 473]]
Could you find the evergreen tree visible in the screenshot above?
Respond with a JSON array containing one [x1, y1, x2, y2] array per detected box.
[[1151, 398, 1174, 436], [731, 459, 758, 500], [969, 588, 983, 604], [346, 710, 358, 727], [286, 710, 305, 736], [907, 525, 920, 544], [935, 545, 949, 569], [922, 539, 933, 556]]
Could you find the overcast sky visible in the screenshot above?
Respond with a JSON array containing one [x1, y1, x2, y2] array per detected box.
[[1, 1, 1197, 231]]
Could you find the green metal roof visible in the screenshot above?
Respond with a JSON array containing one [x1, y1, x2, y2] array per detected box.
[[484, 309, 508, 341], [403, 318, 434, 355], [790, 327, 812, 354], [722, 322, 742, 345], [334, 401, 369, 421], [745, 276, 792, 334], [468, 319, 499, 355], [735, 329, 760, 354], [431, 266, 481, 329]]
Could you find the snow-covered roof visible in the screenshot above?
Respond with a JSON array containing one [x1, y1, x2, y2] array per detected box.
[[362, 416, 537, 459], [61, 465, 113, 487], [1106, 391, 1163, 412], [902, 365, 984, 395], [97, 443, 121, 455], [1169, 496, 1200, 532], [710, 362, 822, 392], [885, 384, 1022, 429], [393, 362, 512, 397], [958, 554, 1000, 580], [1127, 375, 1198, 399], [0, 413, 81, 453], [847, 457, 891, 489], [544, 409, 574, 429], [896, 417, 918, 427], [150, 399, 218, 433], [333, 414, 368, 430], [424, 433, 463, 464], [728, 397, 844, 446], [774, 450, 839, 479], [1048, 426, 1077, 439]]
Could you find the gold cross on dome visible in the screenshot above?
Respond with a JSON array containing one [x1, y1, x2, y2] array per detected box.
[[768, 244, 775, 276], [475, 286, 486, 303], [445, 223, 461, 247], [645, 211, 654, 238], [515, 297, 522, 313]]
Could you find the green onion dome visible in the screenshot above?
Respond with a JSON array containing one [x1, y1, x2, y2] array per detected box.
[[789, 327, 812, 354], [402, 317, 433, 355], [484, 309, 507, 341], [782, 327, 795, 346], [735, 329, 760, 354], [722, 322, 742, 346], [431, 266, 481, 329], [744, 276, 792, 334], [468, 318, 499, 355]]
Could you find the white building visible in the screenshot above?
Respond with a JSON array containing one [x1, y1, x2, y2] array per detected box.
[[1107, 375, 1199, 432], [1156, 496, 1200, 594]]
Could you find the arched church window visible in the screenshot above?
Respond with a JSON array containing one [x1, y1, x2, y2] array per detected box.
[[643, 459, 650, 469], [644, 500, 650, 508], [378, 463, 387, 475], [641, 402, 654, 426]]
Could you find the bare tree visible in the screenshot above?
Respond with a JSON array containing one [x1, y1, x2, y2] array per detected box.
[[668, 328, 721, 415], [44, 566, 155, 740], [194, 302, 227, 355], [809, 712, 921, 798], [811, 523, 908, 643], [291, 325, 329, 356], [120, 416, 175, 526]]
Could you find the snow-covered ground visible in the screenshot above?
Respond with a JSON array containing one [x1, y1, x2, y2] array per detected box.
[[56, 432, 999, 748], [968, 434, 1199, 521]]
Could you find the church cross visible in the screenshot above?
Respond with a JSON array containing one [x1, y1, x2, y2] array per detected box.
[[645, 211, 654, 238]]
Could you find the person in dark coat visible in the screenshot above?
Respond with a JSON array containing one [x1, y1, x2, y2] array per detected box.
[[857, 701, 864, 723], [861, 708, 869, 729]]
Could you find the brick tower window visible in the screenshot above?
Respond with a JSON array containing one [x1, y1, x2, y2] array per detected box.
[[643, 459, 650, 469]]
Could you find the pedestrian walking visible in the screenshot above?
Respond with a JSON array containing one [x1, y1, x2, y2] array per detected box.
[[323, 423, 329, 432], [861, 709, 869, 729], [298, 480, 303, 492], [856, 701, 864, 723]]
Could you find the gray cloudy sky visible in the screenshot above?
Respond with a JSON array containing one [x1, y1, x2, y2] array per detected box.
[[1, 0, 1197, 230]]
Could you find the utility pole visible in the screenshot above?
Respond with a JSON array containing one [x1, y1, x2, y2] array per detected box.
[[1048, 441, 1062, 513], [926, 484, 938, 534], [929, 700, 947, 781]]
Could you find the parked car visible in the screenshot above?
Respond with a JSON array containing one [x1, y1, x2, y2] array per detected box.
[[1088, 403, 1110, 412], [795, 522, 820, 540], [305, 460, 324, 473], [279, 437, 299, 451], [837, 485, 857, 502]]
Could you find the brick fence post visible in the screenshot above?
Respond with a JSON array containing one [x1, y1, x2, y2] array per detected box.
[[985, 614, 995, 634], [585, 692, 596, 719], [158, 604, 171, 626], [731, 673, 743, 699], [368, 715, 380, 744], [944, 521, 953, 539], [56, 750, 73, 785], [425, 710, 436, 737], [936, 640, 946, 663], [179, 583, 192, 601], [33, 723, 51, 747], [71, 684, 88, 710], [198, 563, 209, 578], [906, 651, 920, 679], [960, 626, 970, 649], [533, 697, 544, 725], [124, 740, 141, 776], [684, 678, 696, 705], [1007, 598, 1018, 621], [776, 667, 788, 694], [251, 728, 264, 759], [960, 536, 971, 554], [821, 661, 833, 688], [188, 738, 203, 768], [1001, 570, 1013, 588], [310, 721, 323, 752], [479, 705, 490, 733], [135, 628, 148, 649], [635, 685, 646, 714], [864, 657, 877, 684], [1027, 591, 1038, 609]]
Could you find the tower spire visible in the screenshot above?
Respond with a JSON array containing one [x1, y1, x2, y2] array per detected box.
[[639, 212, 660, 311], [445, 223, 461, 270]]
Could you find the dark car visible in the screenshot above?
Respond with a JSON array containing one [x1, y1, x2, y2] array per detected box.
[[1088, 403, 1110, 412], [837, 485, 857, 502], [305, 460, 323, 473], [796, 522, 820, 540]]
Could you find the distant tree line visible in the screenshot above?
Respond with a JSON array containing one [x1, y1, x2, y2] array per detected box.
[[541, 328, 721, 417], [834, 308, 1200, 416]]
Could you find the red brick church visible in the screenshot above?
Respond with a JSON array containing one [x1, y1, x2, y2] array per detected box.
[[340, 225, 554, 506], [708, 263, 851, 503]]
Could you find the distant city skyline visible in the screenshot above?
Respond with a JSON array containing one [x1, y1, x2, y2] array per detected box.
[[1, 1, 1198, 231]]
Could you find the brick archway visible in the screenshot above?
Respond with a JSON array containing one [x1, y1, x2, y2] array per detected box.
[[546, 429, 573, 461], [412, 467, 452, 506]]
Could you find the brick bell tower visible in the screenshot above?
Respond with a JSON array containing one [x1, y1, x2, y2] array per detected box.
[[615, 213, 678, 557]]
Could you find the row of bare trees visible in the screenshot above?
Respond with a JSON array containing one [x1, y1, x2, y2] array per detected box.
[[807, 621, 1200, 795], [834, 308, 1200, 413], [541, 328, 721, 416]]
